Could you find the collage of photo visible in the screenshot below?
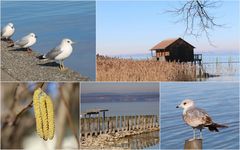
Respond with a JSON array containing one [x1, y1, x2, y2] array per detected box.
[[1, 0, 239, 150]]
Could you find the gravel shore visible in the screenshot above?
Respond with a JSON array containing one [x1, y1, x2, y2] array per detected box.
[[81, 127, 160, 149], [1, 41, 90, 81]]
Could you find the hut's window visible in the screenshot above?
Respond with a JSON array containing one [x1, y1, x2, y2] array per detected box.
[[164, 52, 170, 56], [152, 51, 156, 57]]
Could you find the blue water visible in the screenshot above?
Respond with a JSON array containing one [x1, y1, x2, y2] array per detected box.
[[1, 1, 96, 80], [160, 82, 239, 149], [201, 54, 239, 81]]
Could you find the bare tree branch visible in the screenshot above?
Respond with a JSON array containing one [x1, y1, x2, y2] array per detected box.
[[1, 82, 45, 129], [167, 0, 224, 46]]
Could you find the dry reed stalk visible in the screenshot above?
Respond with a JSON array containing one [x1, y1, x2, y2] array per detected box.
[[97, 55, 196, 81]]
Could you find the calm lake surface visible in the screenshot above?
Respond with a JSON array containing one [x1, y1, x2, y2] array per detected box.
[[160, 82, 239, 149], [202, 54, 239, 81], [1, 1, 96, 79], [81, 101, 160, 149]]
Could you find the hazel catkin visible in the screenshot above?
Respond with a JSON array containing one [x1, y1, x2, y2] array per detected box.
[[33, 88, 55, 140], [46, 95, 55, 140], [33, 88, 44, 138]]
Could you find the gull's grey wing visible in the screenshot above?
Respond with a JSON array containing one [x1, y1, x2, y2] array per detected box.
[[183, 107, 212, 127], [15, 36, 30, 46], [46, 46, 63, 59]]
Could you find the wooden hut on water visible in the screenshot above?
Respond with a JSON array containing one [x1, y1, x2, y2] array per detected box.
[[150, 37, 201, 62]]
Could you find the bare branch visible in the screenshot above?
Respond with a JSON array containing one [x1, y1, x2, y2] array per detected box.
[[1, 82, 45, 129], [168, 0, 223, 46]]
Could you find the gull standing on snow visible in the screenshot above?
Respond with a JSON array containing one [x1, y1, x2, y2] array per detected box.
[[1, 23, 15, 40], [14, 33, 37, 53], [38, 38, 75, 70], [176, 99, 228, 139]]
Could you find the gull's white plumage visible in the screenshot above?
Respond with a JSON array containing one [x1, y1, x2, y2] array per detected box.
[[176, 99, 228, 139], [14, 33, 37, 49], [40, 38, 75, 70], [1, 23, 15, 39]]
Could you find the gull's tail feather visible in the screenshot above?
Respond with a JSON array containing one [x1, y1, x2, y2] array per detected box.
[[37, 55, 47, 59], [7, 43, 15, 47], [207, 123, 228, 132], [8, 42, 21, 48]]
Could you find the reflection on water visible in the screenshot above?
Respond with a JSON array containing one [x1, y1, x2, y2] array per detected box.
[[160, 82, 239, 149], [203, 55, 239, 81], [112, 131, 160, 149]]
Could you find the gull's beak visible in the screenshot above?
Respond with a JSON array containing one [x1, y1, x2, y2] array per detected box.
[[35, 36, 38, 38], [72, 41, 76, 44], [176, 105, 180, 108]]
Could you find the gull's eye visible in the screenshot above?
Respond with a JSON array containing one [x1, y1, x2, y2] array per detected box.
[[67, 40, 70, 43], [183, 102, 187, 105]]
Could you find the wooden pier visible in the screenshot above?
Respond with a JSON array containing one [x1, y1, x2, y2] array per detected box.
[[80, 115, 159, 138], [193, 54, 204, 80]]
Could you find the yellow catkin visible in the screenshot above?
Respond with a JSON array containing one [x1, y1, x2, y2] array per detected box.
[[40, 93, 48, 141], [46, 95, 55, 140], [33, 88, 44, 138], [33, 88, 55, 141]]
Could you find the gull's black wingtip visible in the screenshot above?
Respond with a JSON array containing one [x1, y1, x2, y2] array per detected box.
[[37, 55, 46, 59]]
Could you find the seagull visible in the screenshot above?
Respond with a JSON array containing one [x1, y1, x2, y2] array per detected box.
[[176, 99, 228, 140], [1, 22, 15, 41], [14, 33, 37, 53], [38, 38, 75, 70]]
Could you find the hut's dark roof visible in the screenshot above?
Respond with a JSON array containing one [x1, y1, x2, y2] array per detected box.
[[150, 38, 194, 50]]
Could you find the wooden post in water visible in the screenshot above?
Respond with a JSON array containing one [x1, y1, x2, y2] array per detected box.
[[117, 116, 120, 132], [113, 116, 117, 133], [136, 115, 139, 129], [184, 139, 202, 150], [194, 61, 197, 80], [126, 116, 130, 131], [198, 61, 202, 81], [150, 115, 154, 128], [122, 116, 125, 131], [97, 114, 100, 133], [83, 118, 87, 138], [129, 116, 132, 131]]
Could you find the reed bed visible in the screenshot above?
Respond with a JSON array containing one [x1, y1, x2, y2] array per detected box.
[[97, 55, 196, 81]]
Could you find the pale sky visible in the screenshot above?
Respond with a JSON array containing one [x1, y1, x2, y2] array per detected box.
[[97, 1, 239, 55]]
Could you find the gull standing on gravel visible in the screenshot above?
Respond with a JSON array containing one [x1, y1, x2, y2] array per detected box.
[[1, 23, 15, 40], [38, 38, 75, 70], [14, 33, 37, 53], [176, 99, 228, 140]]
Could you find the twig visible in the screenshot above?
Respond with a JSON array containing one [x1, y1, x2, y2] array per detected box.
[[9, 83, 20, 110], [167, 0, 224, 45], [12, 101, 33, 126], [1, 82, 45, 129]]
